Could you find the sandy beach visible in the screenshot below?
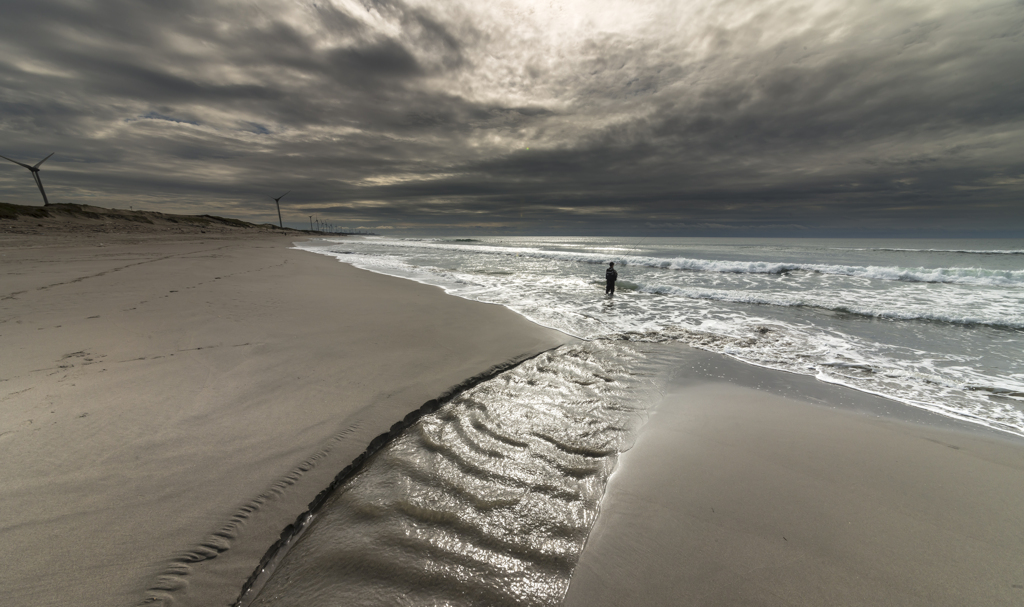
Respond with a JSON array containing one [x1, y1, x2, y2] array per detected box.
[[0, 229, 570, 606], [2, 222, 1023, 607]]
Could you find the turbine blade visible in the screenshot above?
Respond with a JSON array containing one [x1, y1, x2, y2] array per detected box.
[[33, 152, 55, 169], [0, 154, 34, 170], [279, 191, 289, 200]]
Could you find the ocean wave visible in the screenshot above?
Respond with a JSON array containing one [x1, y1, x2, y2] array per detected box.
[[869, 248, 1024, 255], [366, 239, 1024, 287], [304, 242, 1024, 330], [636, 283, 1024, 330], [624, 256, 1024, 286]]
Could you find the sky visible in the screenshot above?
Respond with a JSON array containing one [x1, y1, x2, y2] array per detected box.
[[1, 0, 1022, 236]]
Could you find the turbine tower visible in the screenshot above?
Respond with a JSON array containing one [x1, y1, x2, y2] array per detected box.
[[1, 152, 55, 206], [269, 191, 289, 228]]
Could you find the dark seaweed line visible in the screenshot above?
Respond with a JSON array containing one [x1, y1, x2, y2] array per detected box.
[[233, 346, 565, 607]]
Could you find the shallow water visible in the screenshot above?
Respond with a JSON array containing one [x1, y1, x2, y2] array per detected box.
[[243, 341, 674, 606]]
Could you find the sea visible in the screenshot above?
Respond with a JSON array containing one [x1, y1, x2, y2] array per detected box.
[[237, 236, 1024, 607]]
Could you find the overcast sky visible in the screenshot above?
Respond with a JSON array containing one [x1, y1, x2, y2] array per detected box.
[[1, 0, 1022, 236]]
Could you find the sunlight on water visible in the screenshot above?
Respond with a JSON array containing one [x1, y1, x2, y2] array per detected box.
[[244, 342, 669, 606]]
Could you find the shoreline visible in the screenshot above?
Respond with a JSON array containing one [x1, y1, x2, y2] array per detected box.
[[564, 345, 1024, 607], [295, 237, 1024, 441], [0, 232, 571, 607], [3, 229, 1021, 606]]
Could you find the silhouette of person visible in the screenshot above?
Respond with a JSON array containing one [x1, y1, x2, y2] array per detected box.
[[605, 262, 618, 295]]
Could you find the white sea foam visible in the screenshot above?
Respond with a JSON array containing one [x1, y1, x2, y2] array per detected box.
[[619, 324, 1024, 436], [354, 239, 1024, 287], [635, 283, 1024, 329], [630, 256, 1024, 286]]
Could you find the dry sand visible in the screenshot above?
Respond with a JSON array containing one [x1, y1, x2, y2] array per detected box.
[[0, 229, 570, 607], [564, 348, 1024, 606]]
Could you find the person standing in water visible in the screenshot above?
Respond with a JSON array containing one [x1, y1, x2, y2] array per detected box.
[[605, 262, 618, 295]]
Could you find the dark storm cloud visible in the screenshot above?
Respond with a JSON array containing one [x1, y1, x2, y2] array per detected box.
[[0, 0, 1022, 235]]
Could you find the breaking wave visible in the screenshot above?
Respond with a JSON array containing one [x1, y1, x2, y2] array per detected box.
[[370, 240, 1024, 287], [636, 284, 1024, 330]]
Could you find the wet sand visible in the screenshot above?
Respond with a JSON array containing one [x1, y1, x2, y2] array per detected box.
[[0, 231, 571, 607], [563, 349, 1024, 606]]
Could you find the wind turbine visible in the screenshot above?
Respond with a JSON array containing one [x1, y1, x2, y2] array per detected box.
[[269, 191, 289, 228], [1, 152, 55, 206]]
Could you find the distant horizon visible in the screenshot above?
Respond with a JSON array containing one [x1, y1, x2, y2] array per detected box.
[[323, 230, 1024, 240]]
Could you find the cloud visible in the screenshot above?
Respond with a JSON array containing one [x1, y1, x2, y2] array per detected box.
[[0, 0, 1021, 235]]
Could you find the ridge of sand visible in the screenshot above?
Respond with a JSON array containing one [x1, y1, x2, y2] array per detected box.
[[0, 231, 571, 607]]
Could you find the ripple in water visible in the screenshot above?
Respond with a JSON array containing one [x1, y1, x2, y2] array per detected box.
[[241, 342, 668, 606]]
